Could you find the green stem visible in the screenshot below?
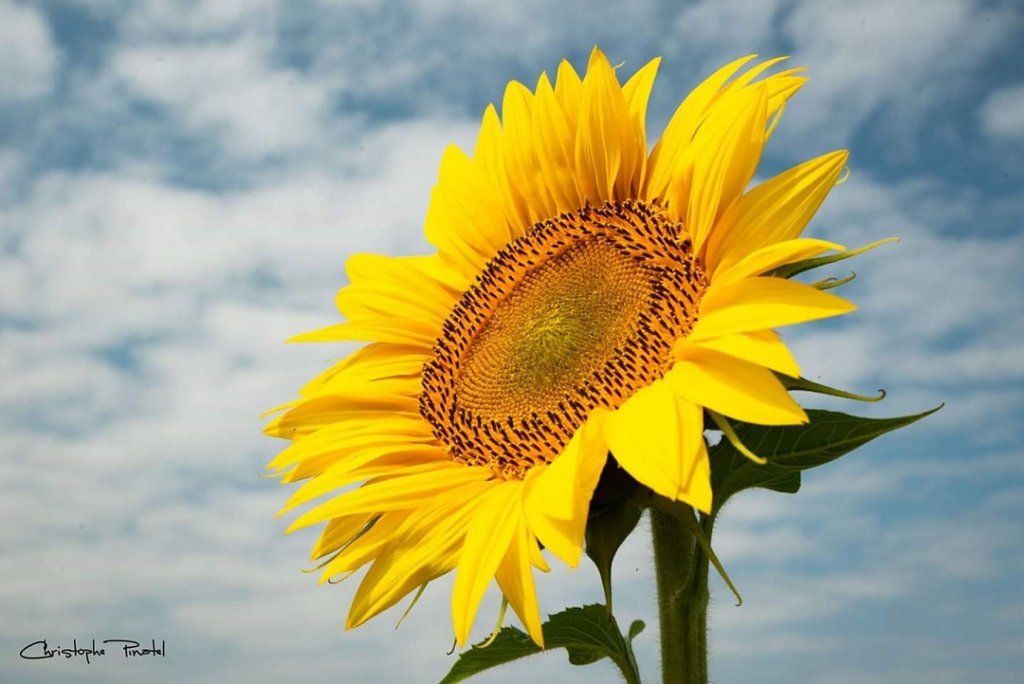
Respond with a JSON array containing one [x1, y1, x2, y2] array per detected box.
[[651, 506, 712, 684], [615, 649, 643, 684]]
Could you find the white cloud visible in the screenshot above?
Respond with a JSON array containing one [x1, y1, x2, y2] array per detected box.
[[713, 525, 815, 563], [295, 0, 688, 115], [110, 39, 331, 158], [0, 115, 468, 332], [0, 0, 57, 102], [118, 0, 279, 39], [704, 455, 1024, 673], [980, 83, 1024, 140], [668, 0, 783, 68], [778, 0, 1019, 148]]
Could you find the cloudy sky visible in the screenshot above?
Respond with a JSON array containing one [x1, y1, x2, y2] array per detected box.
[[2, 0, 1022, 682]]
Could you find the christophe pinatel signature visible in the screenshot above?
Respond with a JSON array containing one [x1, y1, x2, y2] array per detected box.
[[20, 638, 166, 664]]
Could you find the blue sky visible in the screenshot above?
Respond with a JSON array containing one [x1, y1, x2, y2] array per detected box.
[[1, 1, 1022, 682]]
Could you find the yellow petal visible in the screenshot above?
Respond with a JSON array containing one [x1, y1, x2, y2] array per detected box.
[[503, 80, 558, 222], [298, 343, 427, 398], [621, 57, 660, 191], [337, 285, 447, 328], [523, 463, 571, 521], [614, 56, 663, 197], [666, 347, 807, 426], [686, 438, 713, 514], [280, 448, 448, 513], [521, 503, 578, 566], [264, 394, 420, 440], [349, 553, 448, 629], [318, 511, 411, 580], [532, 73, 582, 214], [723, 59, 807, 128], [523, 415, 607, 521], [674, 397, 712, 513], [270, 384, 425, 450], [316, 363, 424, 399], [575, 47, 630, 203], [690, 277, 856, 342], [475, 104, 531, 236], [268, 415, 432, 478], [349, 553, 438, 629], [271, 413, 431, 464], [282, 445, 434, 484], [522, 414, 608, 566], [685, 84, 768, 256], [287, 464, 491, 532], [712, 238, 844, 285], [704, 150, 848, 273], [425, 144, 510, 275], [763, 72, 807, 115], [728, 56, 793, 89], [684, 330, 800, 378], [622, 57, 661, 126], [554, 59, 583, 132], [526, 529, 550, 572], [284, 378, 424, 414], [452, 481, 522, 645], [348, 485, 488, 628], [571, 412, 611, 506], [604, 381, 710, 511], [311, 513, 375, 560], [287, 319, 438, 346], [344, 253, 459, 308], [495, 524, 544, 647], [645, 55, 758, 201]]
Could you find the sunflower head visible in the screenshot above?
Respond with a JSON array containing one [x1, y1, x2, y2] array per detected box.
[[420, 200, 708, 481], [266, 47, 854, 649]]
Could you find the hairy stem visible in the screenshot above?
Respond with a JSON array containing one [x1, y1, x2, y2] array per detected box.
[[651, 506, 711, 684]]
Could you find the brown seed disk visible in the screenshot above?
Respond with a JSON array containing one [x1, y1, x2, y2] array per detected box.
[[419, 199, 707, 480]]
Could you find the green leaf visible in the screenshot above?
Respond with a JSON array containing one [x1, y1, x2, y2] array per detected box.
[[585, 499, 644, 617], [439, 604, 643, 684], [756, 470, 802, 495], [627, 619, 645, 643], [623, 619, 645, 677], [710, 406, 940, 513]]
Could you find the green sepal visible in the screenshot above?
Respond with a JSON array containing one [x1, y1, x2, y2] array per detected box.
[[585, 499, 644, 618], [811, 271, 856, 290], [303, 514, 381, 574], [710, 406, 941, 514], [769, 237, 898, 279], [438, 605, 644, 684], [779, 375, 887, 402], [643, 492, 744, 605]]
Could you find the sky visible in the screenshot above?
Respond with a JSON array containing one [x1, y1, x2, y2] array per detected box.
[[1, 0, 1022, 682]]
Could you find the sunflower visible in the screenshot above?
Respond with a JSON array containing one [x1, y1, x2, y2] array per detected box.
[[265, 47, 854, 648]]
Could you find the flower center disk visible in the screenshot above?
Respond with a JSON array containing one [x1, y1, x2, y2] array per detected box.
[[420, 200, 707, 479]]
